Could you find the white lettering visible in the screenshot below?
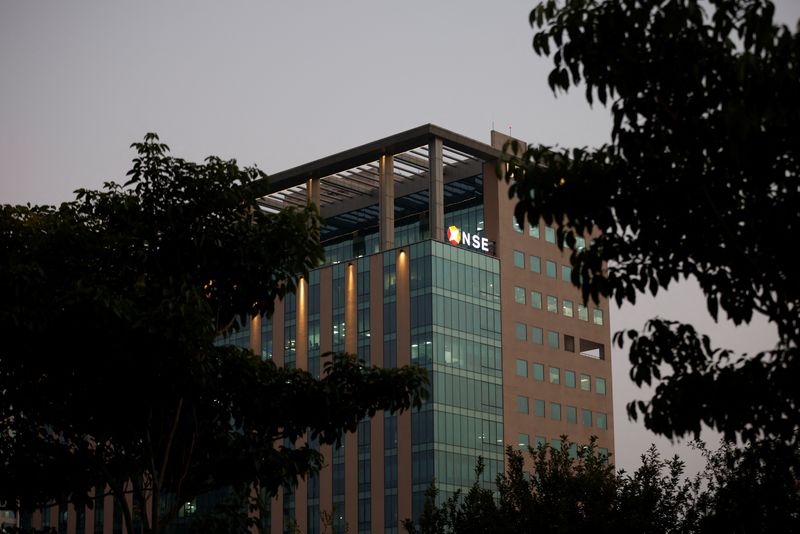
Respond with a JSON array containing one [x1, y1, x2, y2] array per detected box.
[[480, 237, 489, 252], [461, 231, 472, 247]]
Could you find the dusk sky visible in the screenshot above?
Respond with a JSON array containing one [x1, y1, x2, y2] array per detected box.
[[1, 1, 794, 474]]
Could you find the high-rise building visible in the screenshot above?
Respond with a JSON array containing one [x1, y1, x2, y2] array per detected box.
[[254, 124, 614, 533]]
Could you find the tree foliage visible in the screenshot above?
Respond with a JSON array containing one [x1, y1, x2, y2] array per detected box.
[[0, 134, 428, 533], [503, 0, 800, 443], [406, 438, 800, 533]]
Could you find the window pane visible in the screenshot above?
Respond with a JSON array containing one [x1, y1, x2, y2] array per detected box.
[[561, 265, 572, 282], [565, 370, 576, 388], [580, 374, 591, 391], [546, 295, 558, 313], [545, 226, 556, 243], [518, 433, 529, 449], [514, 286, 526, 304], [596, 377, 606, 395], [515, 359, 528, 377], [551, 438, 562, 449], [578, 304, 589, 321], [546, 260, 557, 278], [597, 413, 608, 429], [534, 399, 545, 417], [582, 409, 592, 426], [567, 406, 577, 424], [550, 403, 561, 421], [564, 335, 575, 352], [532, 363, 544, 381], [535, 436, 546, 449], [513, 250, 524, 268], [532, 327, 543, 345], [531, 291, 542, 309], [513, 215, 523, 233], [515, 322, 527, 340], [549, 367, 560, 384], [547, 330, 559, 349], [530, 255, 541, 273], [529, 223, 540, 238], [593, 308, 604, 325], [517, 396, 529, 414], [563, 299, 574, 317]]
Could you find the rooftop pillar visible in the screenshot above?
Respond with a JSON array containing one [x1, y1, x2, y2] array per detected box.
[[379, 154, 394, 250], [306, 177, 320, 208], [429, 137, 444, 241]]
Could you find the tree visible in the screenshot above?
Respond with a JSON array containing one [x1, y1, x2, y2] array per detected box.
[[0, 134, 428, 533], [503, 0, 800, 443]]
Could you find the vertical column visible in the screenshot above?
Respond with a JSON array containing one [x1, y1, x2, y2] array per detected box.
[[379, 154, 395, 250], [294, 276, 308, 533], [344, 263, 358, 533], [250, 315, 261, 356], [395, 249, 412, 528], [307, 177, 320, 208], [369, 253, 385, 532], [318, 267, 334, 534], [429, 137, 444, 242]]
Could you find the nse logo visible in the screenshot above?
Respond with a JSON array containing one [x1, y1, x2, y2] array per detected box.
[[447, 225, 489, 252]]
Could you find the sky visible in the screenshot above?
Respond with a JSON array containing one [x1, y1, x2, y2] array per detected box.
[[1, 0, 795, 475]]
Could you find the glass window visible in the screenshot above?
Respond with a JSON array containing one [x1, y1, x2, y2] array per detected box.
[[531, 291, 542, 309], [561, 265, 572, 282], [547, 330, 560, 349], [596, 377, 606, 395], [564, 335, 575, 352], [513, 250, 525, 268], [582, 409, 592, 426], [530, 255, 541, 274], [580, 373, 591, 391], [598, 447, 609, 462], [534, 399, 545, 417], [529, 222, 540, 238], [546, 260, 557, 278], [545, 226, 556, 243], [565, 370, 576, 388], [515, 322, 527, 341], [515, 359, 528, 377], [549, 367, 560, 384], [593, 308, 604, 325], [546, 295, 558, 313], [550, 403, 561, 421], [517, 396, 529, 414], [535, 436, 547, 449], [518, 433, 529, 449], [578, 304, 589, 321], [576, 236, 586, 250], [597, 412, 608, 429], [563, 299, 574, 317], [532, 327, 543, 345], [551, 438, 562, 449], [514, 286, 526, 304], [513, 216, 523, 233], [532, 363, 544, 381], [567, 405, 577, 424]]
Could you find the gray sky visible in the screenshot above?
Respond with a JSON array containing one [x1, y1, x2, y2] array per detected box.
[[1, 0, 793, 474]]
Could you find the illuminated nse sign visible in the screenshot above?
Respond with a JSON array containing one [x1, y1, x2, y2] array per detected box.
[[447, 225, 489, 252]]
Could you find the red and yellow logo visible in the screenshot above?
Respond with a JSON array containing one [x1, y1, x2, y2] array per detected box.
[[447, 225, 461, 246]]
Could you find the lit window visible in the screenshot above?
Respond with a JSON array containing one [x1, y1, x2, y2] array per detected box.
[[567, 406, 577, 424], [518, 433, 530, 449], [513, 216, 523, 233], [517, 396, 529, 414], [549, 367, 560, 384], [582, 409, 592, 426], [580, 373, 591, 391], [596, 377, 606, 395], [546, 295, 558, 313], [547, 330, 559, 349], [515, 359, 528, 377], [578, 304, 589, 321], [565, 370, 576, 388], [530, 255, 541, 274], [515, 322, 527, 340], [546, 260, 557, 278], [593, 308, 604, 326], [561, 265, 572, 282], [533, 363, 544, 381], [534, 399, 545, 417], [529, 223, 540, 238], [550, 403, 561, 421], [597, 413, 608, 429], [514, 286, 526, 304], [576, 236, 586, 250], [531, 291, 542, 309], [563, 300, 574, 317], [532, 327, 543, 345], [545, 226, 556, 243], [513, 250, 525, 268]]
